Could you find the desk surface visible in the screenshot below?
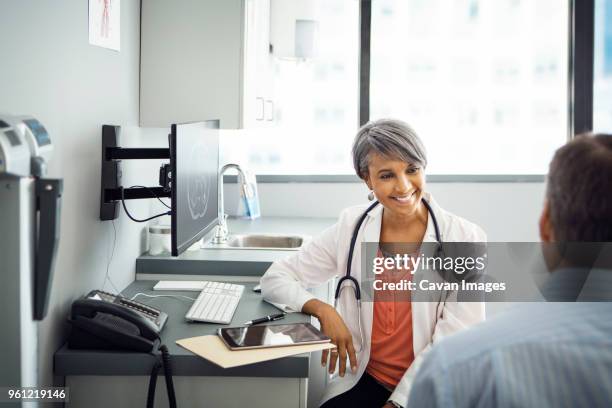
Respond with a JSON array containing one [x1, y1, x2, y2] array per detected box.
[[55, 280, 313, 378]]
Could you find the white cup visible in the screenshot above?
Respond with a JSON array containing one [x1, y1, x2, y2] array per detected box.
[[149, 224, 171, 255]]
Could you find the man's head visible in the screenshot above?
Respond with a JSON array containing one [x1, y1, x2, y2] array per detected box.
[[540, 134, 612, 243], [540, 134, 612, 270]]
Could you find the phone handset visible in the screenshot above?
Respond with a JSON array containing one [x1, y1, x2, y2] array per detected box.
[[74, 301, 159, 352], [74, 298, 160, 339], [69, 291, 167, 353]]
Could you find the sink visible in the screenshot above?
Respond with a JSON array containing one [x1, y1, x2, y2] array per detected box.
[[227, 234, 305, 249], [204, 234, 308, 250]]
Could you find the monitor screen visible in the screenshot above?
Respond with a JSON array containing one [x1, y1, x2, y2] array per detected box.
[[170, 120, 219, 256]]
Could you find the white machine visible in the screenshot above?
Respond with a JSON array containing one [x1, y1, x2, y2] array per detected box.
[[0, 115, 53, 177], [0, 114, 62, 403]]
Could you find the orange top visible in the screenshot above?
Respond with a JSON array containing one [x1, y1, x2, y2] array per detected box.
[[366, 250, 415, 389]]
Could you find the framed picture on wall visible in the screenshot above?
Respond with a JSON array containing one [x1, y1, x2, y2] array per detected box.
[[89, 0, 120, 51]]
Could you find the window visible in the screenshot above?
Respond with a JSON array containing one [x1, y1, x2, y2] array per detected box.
[[369, 0, 570, 174], [594, 0, 612, 132], [223, 0, 575, 176]]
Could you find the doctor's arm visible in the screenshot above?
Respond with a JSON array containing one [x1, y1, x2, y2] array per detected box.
[[260, 218, 357, 377], [260, 221, 340, 312], [302, 298, 358, 377]]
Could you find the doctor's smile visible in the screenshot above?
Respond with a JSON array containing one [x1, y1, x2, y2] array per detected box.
[[261, 118, 486, 408], [389, 191, 417, 204]]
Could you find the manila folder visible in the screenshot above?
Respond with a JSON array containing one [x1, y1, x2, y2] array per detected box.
[[176, 335, 335, 369]]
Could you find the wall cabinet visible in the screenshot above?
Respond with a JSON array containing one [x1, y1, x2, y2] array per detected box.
[[243, 0, 276, 128], [140, 0, 275, 129]]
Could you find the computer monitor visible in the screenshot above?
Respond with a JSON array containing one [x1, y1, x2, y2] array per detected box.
[[169, 120, 220, 256]]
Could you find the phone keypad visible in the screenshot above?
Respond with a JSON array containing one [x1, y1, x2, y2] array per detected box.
[[92, 290, 160, 324]]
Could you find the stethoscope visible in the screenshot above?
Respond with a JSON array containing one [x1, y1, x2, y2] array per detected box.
[[333, 197, 443, 352]]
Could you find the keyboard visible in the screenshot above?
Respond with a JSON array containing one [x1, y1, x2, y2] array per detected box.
[[185, 281, 245, 324]]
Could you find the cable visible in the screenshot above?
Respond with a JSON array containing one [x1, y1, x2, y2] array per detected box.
[[130, 293, 196, 302], [146, 344, 177, 408], [120, 187, 171, 223], [146, 359, 161, 408], [103, 220, 119, 294], [159, 345, 177, 408], [128, 185, 171, 209]]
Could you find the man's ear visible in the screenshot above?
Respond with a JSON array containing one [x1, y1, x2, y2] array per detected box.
[[539, 199, 555, 242]]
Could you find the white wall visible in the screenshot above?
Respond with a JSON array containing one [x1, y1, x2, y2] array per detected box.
[[0, 0, 154, 389], [224, 181, 546, 241]]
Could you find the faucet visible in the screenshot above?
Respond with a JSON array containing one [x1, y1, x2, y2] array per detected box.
[[212, 163, 246, 244]]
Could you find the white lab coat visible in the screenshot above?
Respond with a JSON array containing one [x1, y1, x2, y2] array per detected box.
[[260, 193, 486, 407]]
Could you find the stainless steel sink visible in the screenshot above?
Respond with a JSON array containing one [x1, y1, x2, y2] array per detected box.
[[204, 234, 308, 250]]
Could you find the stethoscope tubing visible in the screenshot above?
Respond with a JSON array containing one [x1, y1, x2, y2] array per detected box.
[[335, 197, 442, 303], [333, 197, 442, 353]]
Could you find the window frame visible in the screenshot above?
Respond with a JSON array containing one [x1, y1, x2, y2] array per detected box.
[[573, 0, 595, 135]]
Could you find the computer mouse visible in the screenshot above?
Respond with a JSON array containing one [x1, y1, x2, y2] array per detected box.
[[253, 284, 261, 293]]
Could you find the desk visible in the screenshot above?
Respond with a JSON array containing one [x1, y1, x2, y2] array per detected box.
[[55, 280, 317, 408]]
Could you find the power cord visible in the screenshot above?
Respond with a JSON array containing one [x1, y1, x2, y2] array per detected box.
[[103, 220, 119, 293], [120, 187, 171, 223], [128, 185, 171, 209], [130, 293, 196, 302]]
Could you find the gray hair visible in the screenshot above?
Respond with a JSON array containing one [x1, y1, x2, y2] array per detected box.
[[352, 118, 427, 179]]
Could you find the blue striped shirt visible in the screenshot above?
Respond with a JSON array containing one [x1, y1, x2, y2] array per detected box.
[[408, 271, 612, 407]]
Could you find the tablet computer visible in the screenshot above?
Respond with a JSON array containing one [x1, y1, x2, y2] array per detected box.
[[218, 322, 331, 350]]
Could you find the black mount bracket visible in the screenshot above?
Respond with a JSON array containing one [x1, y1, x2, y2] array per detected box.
[[99, 125, 171, 221]]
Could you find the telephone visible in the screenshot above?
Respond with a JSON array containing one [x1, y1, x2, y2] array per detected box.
[[68, 290, 168, 352], [68, 290, 176, 408]]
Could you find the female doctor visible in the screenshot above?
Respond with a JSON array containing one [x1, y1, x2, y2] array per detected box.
[[260, 119, 486, 408]]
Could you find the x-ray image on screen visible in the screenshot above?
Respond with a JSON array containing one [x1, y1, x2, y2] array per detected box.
[[187, 142, 213, 220], [170, 120, 219, 256]]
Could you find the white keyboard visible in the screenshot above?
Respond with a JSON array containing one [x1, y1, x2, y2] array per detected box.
[[185, 281, 245, 324]]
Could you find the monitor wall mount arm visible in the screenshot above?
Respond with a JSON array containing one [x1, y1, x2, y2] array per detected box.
[[99, 125, 171, 221]]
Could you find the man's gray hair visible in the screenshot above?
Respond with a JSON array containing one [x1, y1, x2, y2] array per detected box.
[[352, 118, 427, 179]]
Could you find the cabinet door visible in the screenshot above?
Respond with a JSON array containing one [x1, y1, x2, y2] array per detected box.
[[140, 0, 244, 129], [243, 0, 276, 128]]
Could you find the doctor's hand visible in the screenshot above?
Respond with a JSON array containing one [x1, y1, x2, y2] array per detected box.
[[302, 299, 357, 377]]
